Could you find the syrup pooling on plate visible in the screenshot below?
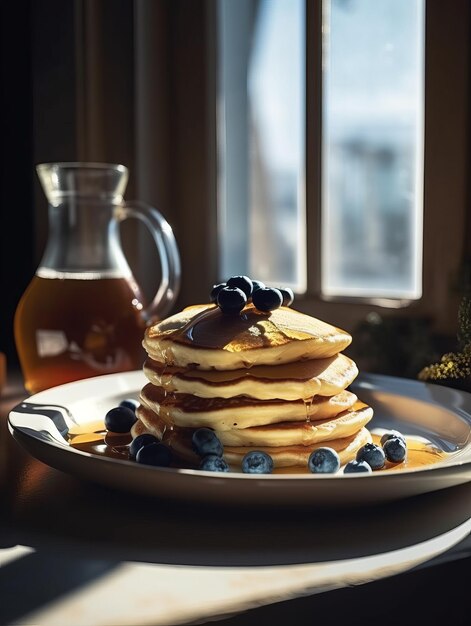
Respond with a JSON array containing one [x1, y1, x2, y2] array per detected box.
[[371, 435, 446, 470], [67, 420, 448, 472], [67, 421, 132, 459]]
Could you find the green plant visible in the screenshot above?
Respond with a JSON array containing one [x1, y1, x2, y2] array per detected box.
[[418, 293, 471, 385]]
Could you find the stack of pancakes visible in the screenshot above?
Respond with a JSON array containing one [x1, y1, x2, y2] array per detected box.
[[133, 303, 373, 470]]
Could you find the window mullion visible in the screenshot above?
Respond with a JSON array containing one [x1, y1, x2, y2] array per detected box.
[[305, 0, 323, 297]]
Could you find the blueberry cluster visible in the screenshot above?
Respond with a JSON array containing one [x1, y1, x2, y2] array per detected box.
[[343, 430, 407, 474], [211, 275, 294, 315], [192, 428, 229, 472], [306, 431, 407, 475], [380, 430, 408, 463], [191, 428, 274, 473], [104, 403, 277, 473], [104, 399, 173, 467]]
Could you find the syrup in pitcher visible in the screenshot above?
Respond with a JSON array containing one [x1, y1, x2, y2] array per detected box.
[[15, 163, 180, 393]]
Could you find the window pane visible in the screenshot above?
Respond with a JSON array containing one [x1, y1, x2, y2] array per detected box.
[[321, 0, 425, 300], [218, 0, 306, 291]]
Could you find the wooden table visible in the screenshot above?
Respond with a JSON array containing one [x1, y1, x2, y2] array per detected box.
[[1, 371, 471, 626]]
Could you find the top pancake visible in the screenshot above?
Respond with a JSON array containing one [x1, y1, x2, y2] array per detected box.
[[143, 303, 352, 370]]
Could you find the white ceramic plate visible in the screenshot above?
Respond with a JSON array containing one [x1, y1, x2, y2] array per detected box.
[[8, 371, 471, 507]]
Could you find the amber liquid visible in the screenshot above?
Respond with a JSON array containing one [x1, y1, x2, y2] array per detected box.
[[68, 422, 448, 474], [15, 274, 148, 393], [68, 421, 133, 459]]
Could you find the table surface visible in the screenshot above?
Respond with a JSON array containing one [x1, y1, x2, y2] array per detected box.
[[2, 371, 471, 626]]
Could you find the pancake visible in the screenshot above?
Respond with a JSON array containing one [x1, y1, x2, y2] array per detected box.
[[133, 407, 166, 439], [136, 400, 371, 447], [224, 428, 373, 469], [216, 403, 372, 447], [143, 303, 352, 370], [131, 415, 372, 470], [143, 353, 358, 401], [139, 383, 359, 430]]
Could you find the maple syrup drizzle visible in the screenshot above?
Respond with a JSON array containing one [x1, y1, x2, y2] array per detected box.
[[67, 422, 448, 473], [303, 395, 314, 423], [166, 303, 309, 352]]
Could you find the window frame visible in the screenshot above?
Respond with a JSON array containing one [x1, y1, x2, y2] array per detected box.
[[27, 0, 470, 340], [298, 0, 470, 335]]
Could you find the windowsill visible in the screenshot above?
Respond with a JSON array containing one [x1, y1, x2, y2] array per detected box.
[[318, 294, 419, 310]]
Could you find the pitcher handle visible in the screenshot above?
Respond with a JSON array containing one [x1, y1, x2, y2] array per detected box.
[[116, 200, 181, 322]]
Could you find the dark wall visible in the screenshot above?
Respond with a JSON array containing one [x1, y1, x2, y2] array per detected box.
[[0, 1, 35, 365], [0, 0, 135, 366]]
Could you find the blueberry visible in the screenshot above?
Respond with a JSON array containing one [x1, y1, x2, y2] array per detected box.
[[136, 442, 172, 467], [383, 437, 407, 463], [199, 455, 230, 472], [278, 287, 294, 307], [356, 442, 385, 470], [252, 287, 283, 312], [380, 430, 406, 446], [308, 447, 340, 474], [251, 280, 266, 293], [343, 460, 372, 474], [227, 275, 253, 298], [210, 282, 226, 303], [241, 450, 274, 474], [217, 287, 247, 314], [119, 398, 139, 413], [104, 406, 137, 433], [129, 433, 159, 460], [192, 428, 224, 457]]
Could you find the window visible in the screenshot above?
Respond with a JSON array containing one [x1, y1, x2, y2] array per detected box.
[[19, 0, 470, 345], [322, 0, 424, 301], [218, 0, 425, 304]]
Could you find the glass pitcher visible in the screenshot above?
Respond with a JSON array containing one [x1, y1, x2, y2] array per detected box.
[[14, 162, 180, 394]]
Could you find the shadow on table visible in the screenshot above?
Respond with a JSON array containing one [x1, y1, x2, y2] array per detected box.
[[2, 471, 471, 567], [0, 551, 120, 625]]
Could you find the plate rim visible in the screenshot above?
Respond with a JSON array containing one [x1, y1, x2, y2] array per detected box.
[[7, 371, 471, 483]]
